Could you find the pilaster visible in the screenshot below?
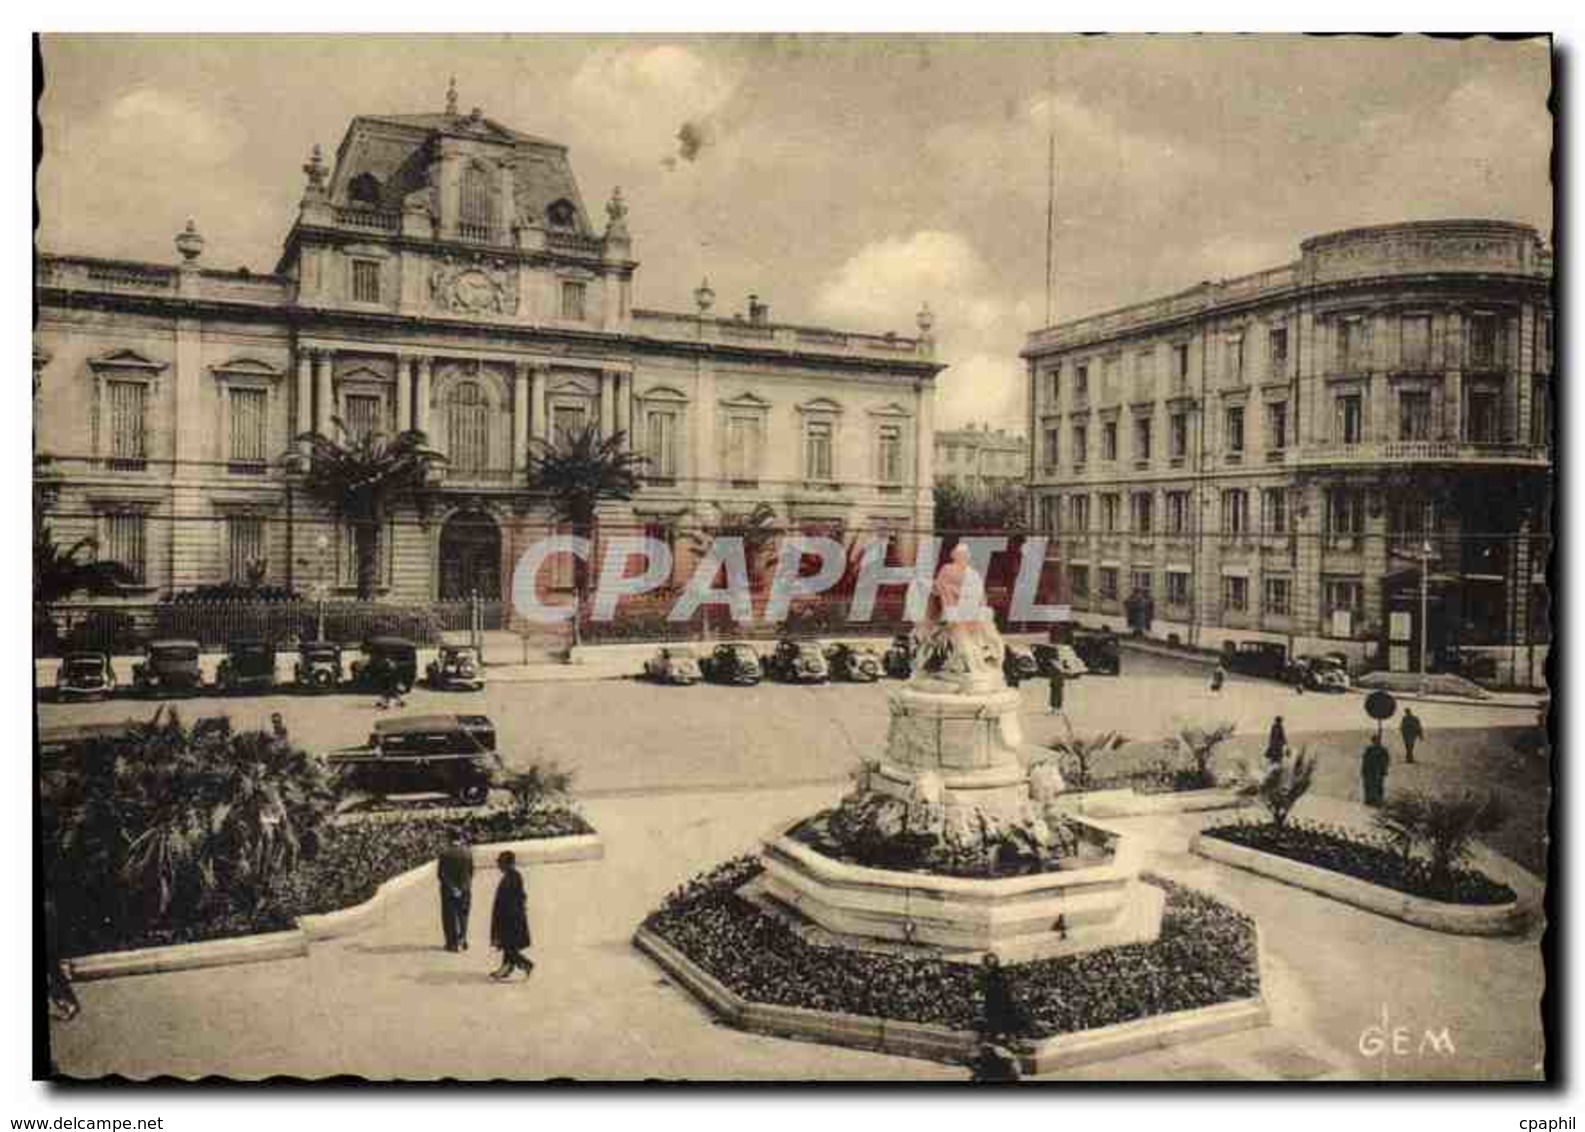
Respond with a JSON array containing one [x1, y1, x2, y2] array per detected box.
[[314, 350, 334, 436], [512, 361, 530, 474], [415, 355, 433, 437], [396, 354, 413, 433]]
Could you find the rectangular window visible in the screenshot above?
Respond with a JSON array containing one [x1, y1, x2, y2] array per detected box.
[[1401, 315, 1432, 370], [1262, 576, 1291, 616], [1531, 378, 1551, 446], [344, 393, 382, 443], [1134, 349, 1155, 400], [229, 388, 268, 473], [1224, 405, 1245, 453], [1172, 343, 1190, 392], [1266, 401, 1288, 451], [351, 260, 381, 303], [106, 379, 147, 469], [1131, 492, 1154, 535], [227, 515, 265, 583], [552, 404, 588, 445], [560, 281, 587, 321], [1047, 369, 1060, 407], [1324, 578, 1364, 620], [1069, 564, 1091, 599], [1268, 326, 1288, 378], [726, 414, 762, 484], [1169, 412, 1188, 461], [1042, 425, 1060, 472], [1131, 568, 1153, 598], [1102, 356, 1121, 404], [1399, 391, 1433, 441], [1133, 416, 1152, 462], [804, 420, 834, 482], [1261, 487, 1288, 535], [1166, 571, 1190, 606], [646, 409, 679, 479], [1221, 488, 1249, 535], [1225, 335, 1244, 385], [1327, 488, 1365, 538], [1336, 394, 1364, 444], [1540, 316, 1554, 374], [1222, 575, 1249, 613], [1100, 493, 1120, 534], [876, 424, 903, 485], [1068, 494, 1089, 533], [1339, 318, 1370, 373], [1466, 388, 1501, 444], [1167, 491, 1190, 536], [1072, 423, 1088, 466], [1101, 421, 1118, 461], [1468, 314, 1500, 370], [104, 512, 146, 584], [1038, 495, 1059, 532], [1074, 365, 1089, 406], [1098, 566, 1119, 601]]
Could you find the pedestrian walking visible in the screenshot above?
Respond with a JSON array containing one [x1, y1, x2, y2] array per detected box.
[[1209, 662, 1226, 693], [489, 850, 534, 981], [44, 892, 79, 1023], [1362, 736, 1390, 807], [1265, 716, 1288, 764], [1047, 665, 1065, 715], [1400, 708, 1424, 764], [977, 953, 1023, 1043], [437, 835, 474, 953]]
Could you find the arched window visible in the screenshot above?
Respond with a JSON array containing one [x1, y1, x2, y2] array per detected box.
[[348, 173, 382, 207], [459, 163, 494, 241], [447, 382, 489, 473], [546, 198, 577, 230]]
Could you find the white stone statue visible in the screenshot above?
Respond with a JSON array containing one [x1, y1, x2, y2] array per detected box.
[[912, 544, 1005, 684], [1028, 760, 1066, 805]]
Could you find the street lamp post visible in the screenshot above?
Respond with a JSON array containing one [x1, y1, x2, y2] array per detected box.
[[1419, 539, 1433, 695], [315, 533, 330, 641]]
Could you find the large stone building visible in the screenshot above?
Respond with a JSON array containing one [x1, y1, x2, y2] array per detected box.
[[1023, 220, 1552, 684], [34, 90, 942, 613], [934, 424, 1027, 491]]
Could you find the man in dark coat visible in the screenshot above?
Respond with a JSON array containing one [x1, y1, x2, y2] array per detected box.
[[977, 953, 1022, 1043], [1400, 709, 1424, 764], [1265, 716, 1288, 764], [1362, 737, 1390, 807], [1047, 665, 1065, 715], [437, 835, 474, 952], [489, 850, 533, 981]]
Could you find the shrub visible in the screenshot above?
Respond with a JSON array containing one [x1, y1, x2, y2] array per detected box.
[[491, 761, 574, 816], [1163, 721, 1238, 789], [1373, 789, 1509, 899], [1256, 747, 1315, 830], [1046, 717, 1127, 791]]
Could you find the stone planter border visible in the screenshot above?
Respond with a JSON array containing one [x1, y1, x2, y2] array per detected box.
[[70, 833, 603, 981], [1053, 786, 1253, 819], [634, 923, 1270, 1075], [1191, 831, 1528, 936]]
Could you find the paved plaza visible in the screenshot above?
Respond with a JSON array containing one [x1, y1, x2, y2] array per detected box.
[[41, 651, 1548, 1081]]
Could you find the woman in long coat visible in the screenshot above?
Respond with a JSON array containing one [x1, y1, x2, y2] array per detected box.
[[489, 851, 534, 981]]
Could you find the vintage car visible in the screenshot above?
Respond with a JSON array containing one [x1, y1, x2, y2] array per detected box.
[[825, 642, 883, 683], [1001, 643, 1040, 686], [699, 642, 763, 685], [294, 640, 343, 692], [427, 644, 485, 692], [1069, 627, 1122, 675], [131, 639, 203, 697], [1222, 639, 1289, 681], [350, 636, 420, 693], [766, 638, 829, 683], [215, 638, 277, 694], [882, 633, 914, 679], [1032, 642, 1089, 679], [644, 646, 703, 685], [54, 651, 116, 700], [1288, 653, 1352, 692], [326, 713, 503, 807]]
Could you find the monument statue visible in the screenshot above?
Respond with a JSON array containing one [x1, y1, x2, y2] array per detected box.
[[912, 543, 1005, 688]]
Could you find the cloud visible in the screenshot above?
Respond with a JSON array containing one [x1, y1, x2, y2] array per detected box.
[[100, 89, 240, 162], [568, 44, 741, 167]]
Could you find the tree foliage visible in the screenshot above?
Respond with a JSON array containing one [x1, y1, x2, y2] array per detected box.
[[1373, 789, 1508, 897], [686, 501, 783, 590], [1256, 748, 1316, 830], [933, 482, 1027, 534], [1164, 721, 1239, 789], [34, 517, 135, 608], [1046, 717, 1127, 791]]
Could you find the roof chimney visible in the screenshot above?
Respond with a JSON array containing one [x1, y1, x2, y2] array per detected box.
[[748, 294, 769, 325]]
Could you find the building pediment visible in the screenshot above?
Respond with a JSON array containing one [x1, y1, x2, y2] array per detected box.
[[89, 348, 166, 374]]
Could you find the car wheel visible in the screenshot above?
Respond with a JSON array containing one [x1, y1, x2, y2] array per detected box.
[[457, 782, 489, 807], [395, 676, 414, 695]]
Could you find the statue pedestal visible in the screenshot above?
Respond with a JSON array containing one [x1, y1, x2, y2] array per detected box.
[[870, 683, 1039, 819]]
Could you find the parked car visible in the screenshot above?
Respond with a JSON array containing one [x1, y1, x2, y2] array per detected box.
[[1221, 639, 1289, 681], [131, 639, 203, 697], [215, 638, 277, 694], [1069, 627, 1121, 675], [1032, 642, 1089, 679], [294, 640, 343, 692], [1288, 654, 1352, 692], [644, 646, 703, 685], [883, 633, 914, 679], [1002, 643, 1040, 686], [427, 644, 485, 691], [350, 636, 419, 694], [54, 651, 116, 700], [327, 713, 504, 807], [766, 638, 829, 683], [699, 642, 763, 685], [826, 642, 883, 683]]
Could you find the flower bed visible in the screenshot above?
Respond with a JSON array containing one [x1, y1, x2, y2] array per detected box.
[[642, 858, 1259, 1038], [66, 806, 591, 957], [1201, 819, 1515, 906]]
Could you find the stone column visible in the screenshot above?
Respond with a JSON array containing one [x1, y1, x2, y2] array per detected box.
[[295, 349, 314, 442], [600, 370, 617, 437], [1516, 304, 1536, 446], [1444, 310, 1463, 442], [512, 361, 530, 473], [415, 355, 433, 437], [532, 365, 549, 443], [314, 350, 333, 436], [915, 376, 936, 538], [396, 354, 413, 433]]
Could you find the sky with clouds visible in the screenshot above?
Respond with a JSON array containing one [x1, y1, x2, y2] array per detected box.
[[37, 34, 1551, 431]]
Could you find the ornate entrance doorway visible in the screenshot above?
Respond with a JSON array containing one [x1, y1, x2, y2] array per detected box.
[[438, 510, 502, 600]]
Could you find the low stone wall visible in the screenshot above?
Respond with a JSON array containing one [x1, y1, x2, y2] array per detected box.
[[1191, 831, 1529, 936], [1051, 786, 1253, 819], [69, 833, 604, 981]]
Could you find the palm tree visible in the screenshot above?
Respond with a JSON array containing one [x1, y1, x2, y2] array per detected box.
[[525, 423, 646, 645], [685, 501, 783, 622], [34, 510, 137, 650], [294, 421, 446, 600], [1045, 717, 1127, 791]]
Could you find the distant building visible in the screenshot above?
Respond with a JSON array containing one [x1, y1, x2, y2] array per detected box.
[[34, 88, 943, 611], [1023, 219, 1552, 685], [935, 424, 1028, 491]]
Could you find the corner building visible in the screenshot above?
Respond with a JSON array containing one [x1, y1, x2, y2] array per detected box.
[[1023, 220, 1552, 685], [34, 92, 942, 615]]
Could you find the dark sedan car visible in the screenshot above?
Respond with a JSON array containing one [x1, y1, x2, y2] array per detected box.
[[826, 642, 883, 683], [766, 639, 829, 683], [131, 639, 203, 697], [700, 642, 763, 685], [1002, 644, 1039, 687], [327, 713, 504, 807], [1222, 639, 1289, 681], [294, 640, 343, 692], [216, 638, 277, 694], [350, 636, 419, 694], [883, 633, 914, 679], [54, 652, 116, 701]]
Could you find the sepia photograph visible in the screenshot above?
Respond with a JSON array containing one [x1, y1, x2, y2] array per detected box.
[[27, 30, 1554, 1087]]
